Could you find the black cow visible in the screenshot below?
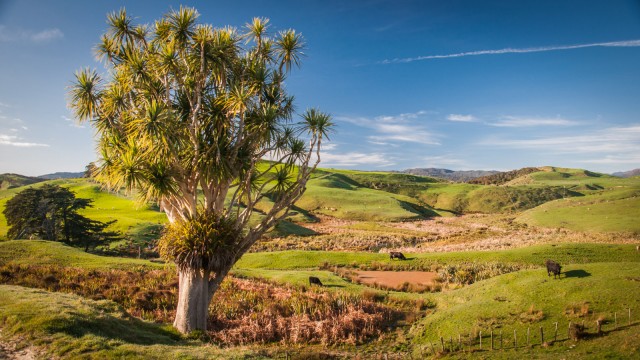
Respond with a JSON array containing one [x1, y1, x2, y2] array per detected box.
[[544, 259, 562, 279], [390, 251, 407, 260], [309, 276, 323, 286]]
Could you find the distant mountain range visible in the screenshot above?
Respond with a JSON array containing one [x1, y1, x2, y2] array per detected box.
[[612, 169, 640, 178], [401, 168, 499, 182]]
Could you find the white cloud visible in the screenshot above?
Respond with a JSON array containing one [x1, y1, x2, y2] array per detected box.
[[0, 25, 64, 43], [337, 110, 439, 145], [320, 151, 395, 167], [421, 154, 467, 167], [447, 114, 476, 122], [62, 115, 85, 128], [0, 134, 49, 147], [30, 28, 64, 42], [482, 125, 640, 156], [489, 116, 579, 127], [382, 39, 640, 64]]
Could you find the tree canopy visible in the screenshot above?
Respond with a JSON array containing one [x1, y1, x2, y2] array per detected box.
[[69, 7, 333, 333], [3, 184, 120, 250]]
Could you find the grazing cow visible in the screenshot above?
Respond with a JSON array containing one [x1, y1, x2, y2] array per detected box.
[[309, 276, 323, 286], [544, 259, 562, 279], [389, 251, 407, 260]]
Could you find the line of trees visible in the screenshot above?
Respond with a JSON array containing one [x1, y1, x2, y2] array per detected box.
[[3, 184, 120, 251]]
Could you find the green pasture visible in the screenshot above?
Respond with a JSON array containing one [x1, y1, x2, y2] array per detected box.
[[409, 262, 640, 359], [237, 243, 640, 271], [0, 240, 163, 269]]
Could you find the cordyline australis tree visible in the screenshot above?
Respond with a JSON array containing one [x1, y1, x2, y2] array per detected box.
[[69, 7, 333, 334]]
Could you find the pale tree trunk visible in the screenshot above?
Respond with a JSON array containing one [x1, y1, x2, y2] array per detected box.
[[173, 266, 231, 333], [174, 268, 210, 333]]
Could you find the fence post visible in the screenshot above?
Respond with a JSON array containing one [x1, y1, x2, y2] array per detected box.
[[491, 330, 494, 350], [554, 322, 558, 342], [596, 320, 601, 335], [441, 337, 445, 352], [527, 327, 530, 346], [540, 326, 544, 344], [615, 312, 618, 329], [568, 321, 572, 339], [500, 330, 503, 349], [479, 331, 482, 349]]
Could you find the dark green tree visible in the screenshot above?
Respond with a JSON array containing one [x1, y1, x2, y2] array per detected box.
[[3, 184, 120, 250]]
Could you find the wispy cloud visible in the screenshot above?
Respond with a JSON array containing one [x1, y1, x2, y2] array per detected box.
[[382, 39, 640, 64], [321, 151, 395, 167], [447, 114, 476, 122], [0, 134, 49, 147], [489, 116, 579, 127], [337, 111, 440, 145], [420, 154, 467, 167], [482, 125, 640, 156], [0, 25, 64, 43], [62, 115, 84, 129]]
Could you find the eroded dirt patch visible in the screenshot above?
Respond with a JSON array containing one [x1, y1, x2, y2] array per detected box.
[[354, 270, 438, 288]]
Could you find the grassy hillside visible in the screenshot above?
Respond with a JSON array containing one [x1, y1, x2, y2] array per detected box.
[[0, 285, 255, 359], [0, 179, 167, 242], [296, 172, 442, 221], [0, 240, 162, 269], [0, 173, 44, 189], [409, 262, 640, 359]]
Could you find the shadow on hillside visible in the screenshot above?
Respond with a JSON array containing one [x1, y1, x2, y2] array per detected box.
[[564, 269, 591, 278], [324, 284, 345, 288], [50, 312, 181, 345]]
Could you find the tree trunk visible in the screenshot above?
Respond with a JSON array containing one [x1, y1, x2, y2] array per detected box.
[[173, 268, 211, 333]]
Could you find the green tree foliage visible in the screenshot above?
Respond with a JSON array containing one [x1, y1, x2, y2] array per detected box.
[[3, 184, 120, 251], [69, 7, 333, 333]]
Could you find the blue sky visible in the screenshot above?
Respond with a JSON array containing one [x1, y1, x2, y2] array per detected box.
[[1, 0, 639, 176]]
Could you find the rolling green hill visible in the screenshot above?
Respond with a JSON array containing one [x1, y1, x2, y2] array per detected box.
[[0, 173, 44, 190]]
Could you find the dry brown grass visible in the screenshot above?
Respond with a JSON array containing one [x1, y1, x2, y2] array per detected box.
[[0, 263, 400, 345], [255, 214, 639, 254]]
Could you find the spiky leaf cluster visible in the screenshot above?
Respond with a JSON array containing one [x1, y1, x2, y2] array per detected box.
[[69, 7, 333, 249]]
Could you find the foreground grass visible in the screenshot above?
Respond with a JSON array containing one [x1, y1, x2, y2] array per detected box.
[[409, 262, 640, 359], [0, 285, 257, 359]]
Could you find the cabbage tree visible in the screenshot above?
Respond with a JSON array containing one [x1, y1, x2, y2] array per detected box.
[[69, 7, 333, 333]]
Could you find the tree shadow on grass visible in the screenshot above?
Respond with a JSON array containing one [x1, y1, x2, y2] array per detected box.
[[564, 269, 591, 278], [45, 312, 182, 346]]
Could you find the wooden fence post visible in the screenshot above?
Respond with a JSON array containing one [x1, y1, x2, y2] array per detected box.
[[479, 331, 482, 349], [554, 322, 558, 342], [491, 330, 494, 350], [615, 312, 618, 329], [596, 320, 601, 335], [440, 337, 445, 352], [568, 321, 572, 339], [540, 326, 544, 344], [527, 327, 530, 346]]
